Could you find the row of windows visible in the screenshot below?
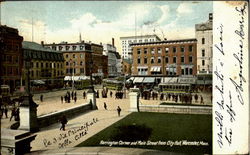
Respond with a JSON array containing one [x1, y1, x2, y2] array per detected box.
[[66, 68, 85, 74], [137, 56, 193, 64], [65, 54, 84, 59], [65, 61, 84, 66], [136, 45, 193, 55], [30, 70, 63, 77], [122, 38, 155, 44], [51, 45, 85, 51], [1, 55, 19, 63], [30, 62, 63, 68], [2, 67, 19, 76]]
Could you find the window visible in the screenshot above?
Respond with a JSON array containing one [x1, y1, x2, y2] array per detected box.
[[66, 54, 68, 58], [151, 57, 154, 64], [73, 54, 76, 58], [137, 58, 141, 64], [73, 46, 77, 50], [66, 46, 70, 51], [202, 49, 205, 57], [165, 57, 169, 63], [151, 48, 155, 54], [190, 68, 193, 75], [144, 48, 147, 54], [173, 57, 177, 63], [173, 47, 176, 53], [157, 48, 162, 54], [202, 38, 205, 44], [36, 62, 39, 68], [145, 39, 148, 42], [181, 56, 184, 63], [202, 60, 205, 66], [80, 61, 83, 66], [182, 69, 184, 75], [80, 54, 83, 58], [41, 63, 43, 68], [139, 40, 142, 43], [189, 56, 193, 63], [80, 68, 84, 73], [165, 47, 169, 53], [144, 58, 147, 64], [137, 48, 141, 54], [181, 46, 185, 52], [189, 45, 193, 52], [157, 57, 161, 63]]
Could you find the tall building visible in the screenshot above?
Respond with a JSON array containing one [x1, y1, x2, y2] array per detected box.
[[43, 41, 108, 79], [195, 13, 213, 74], [130, 39, 197, 76], [0, 25, 23, 93], [120, 35, 161, 60], [103, 38, 122, 77], [22, 41, 64, 89]]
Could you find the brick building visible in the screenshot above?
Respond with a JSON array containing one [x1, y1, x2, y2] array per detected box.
[[0, 25, 23, 93], [43, 41, 108, 79], [122, 59, 132, 76], [22, 41, 64, 90], [130, 39, 197, 76]]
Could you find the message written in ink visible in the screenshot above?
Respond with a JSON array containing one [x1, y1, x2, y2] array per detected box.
[[42, 118, 98, 149]]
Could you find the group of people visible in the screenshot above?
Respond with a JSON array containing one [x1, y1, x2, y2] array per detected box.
[[61, 91, 77, 103], [0, 106, 20, 121], [140, 90, 207, 104]]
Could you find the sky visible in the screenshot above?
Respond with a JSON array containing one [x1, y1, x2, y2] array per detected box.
[[0, 1, 212, 53]]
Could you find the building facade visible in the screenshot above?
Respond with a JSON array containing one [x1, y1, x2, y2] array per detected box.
[[103, 40, 122, 77], [122, 59, 132, 76], [130, 39, 197, 76], [120, 35, 161, 60], [0, 25, 23, 93], [195, 13, 213, 74], [44, 41, 108, 79], [22, 41, 64, 89]]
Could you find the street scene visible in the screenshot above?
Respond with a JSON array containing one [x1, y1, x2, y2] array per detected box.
[[1, 1, 213, 155]]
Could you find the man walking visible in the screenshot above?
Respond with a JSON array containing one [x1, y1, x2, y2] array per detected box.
[[59, 115, 68, 131], [117, 106, 121, 117], [104, 102, 107, 110]]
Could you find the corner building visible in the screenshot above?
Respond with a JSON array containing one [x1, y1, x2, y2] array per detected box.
[[131, 39, 197, 76]]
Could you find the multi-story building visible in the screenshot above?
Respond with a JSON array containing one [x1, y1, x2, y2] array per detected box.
[[122, 59, 133, 76], [0, 25, 23, 93], [103, 38, 122, 77], [22, 41, 64, 89], [195, 13, 213, 74], [120, 35, 161, 60], [44, 41, 108, 79], [130, 39, 197, 76]]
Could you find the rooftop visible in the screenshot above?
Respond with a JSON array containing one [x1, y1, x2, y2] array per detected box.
[[120, 34, 161, 41], [130, 38, 197, 46], [23, 41, 57, 52]]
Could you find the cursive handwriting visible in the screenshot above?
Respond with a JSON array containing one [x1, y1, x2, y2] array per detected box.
[[214, 66, 224, 110], [43, 118, 98, 148], [215, 111, 223, 148], [226, 91, 236, 122], [225, 127, 232, 145], [214, 24, 224, 55]]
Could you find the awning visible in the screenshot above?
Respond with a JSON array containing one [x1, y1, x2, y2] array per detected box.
[[150, 66, 161, 72], [178, 77, 197, 84], [126, 77, 135, 82], [32, 80, 45, 84], [142, 77, 155, 83], [64, 76, 91, 81], [162, 77, 178, 83], [133, 77, 144, 83]]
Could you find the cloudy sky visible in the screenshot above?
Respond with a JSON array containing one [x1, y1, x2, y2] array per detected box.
[[1, 1, 212, 52]]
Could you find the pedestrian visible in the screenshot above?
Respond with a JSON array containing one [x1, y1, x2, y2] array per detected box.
[[61, 96, 64, 104], [110, 91, 113, 98], [71, 91, 74, 100], [83, 91, 86, 99], [4, 106, 8, 118], [10, 107, 16, 121], [117, 106, 121, 117], [74, 96, 77, 103], [104, 102, 107, 110], [59, 115, 68, 131], [195, 94, 198, 103], [40, 95, 43, 102], [200, 95, 204, 104], [74, 91, 77, 98], [15, 108, 20, 121]]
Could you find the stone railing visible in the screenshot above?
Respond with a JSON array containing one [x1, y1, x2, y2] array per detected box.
[[139, 104, 212, 115], [37, 103, 92, 129]]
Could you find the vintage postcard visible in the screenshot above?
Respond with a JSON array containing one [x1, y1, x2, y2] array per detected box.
[[0, 1, 248, 155]]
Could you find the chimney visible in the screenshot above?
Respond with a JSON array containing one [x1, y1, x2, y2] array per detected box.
[[112, 38, 115, 46], [41, 41, 44, 46], [209, 13, 213, 21]]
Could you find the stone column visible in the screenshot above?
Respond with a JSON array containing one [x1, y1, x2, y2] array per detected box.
[[87, 89, 97, 109], [19, 95, 39, 132], [129, 88, 140, 112]]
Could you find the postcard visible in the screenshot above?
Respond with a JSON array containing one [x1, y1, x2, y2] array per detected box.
[[0, 1, 249, 155]]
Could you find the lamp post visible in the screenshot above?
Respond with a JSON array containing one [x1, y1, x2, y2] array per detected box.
[[87, 49, 96, 109], [19, 55, 38, 132]]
